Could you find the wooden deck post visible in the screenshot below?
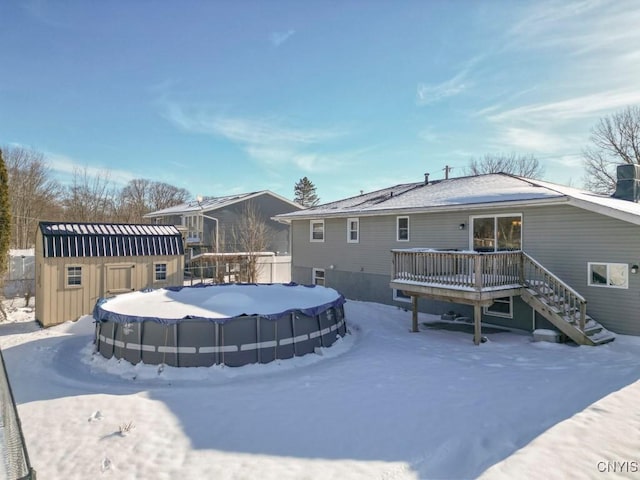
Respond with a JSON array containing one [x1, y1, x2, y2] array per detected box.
[[473, 303, 482, 345], [411, 295, 419, 332]]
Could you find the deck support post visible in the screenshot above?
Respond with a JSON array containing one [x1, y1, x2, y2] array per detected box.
[[473, 303, 482, 345], [411, 295, 419, 333]]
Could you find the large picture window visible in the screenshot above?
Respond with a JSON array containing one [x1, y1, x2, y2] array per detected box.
[[588, 263, 628, 289], [310, 220, 325, 242], [472, 214, 522, 252]]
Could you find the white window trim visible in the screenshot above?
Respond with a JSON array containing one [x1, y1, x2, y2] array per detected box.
[[397, 216, 410, 242], [154, 262, 168, 282], [347, 217, 359, 243], [483, 296, 513, 318], [393, 288, 412, 303], [312, 268, 326, 286], [310, 220, 325, 243], [469, 213, 522, 251], [66, 264, 82, 288], [587, 262, 629, 289]]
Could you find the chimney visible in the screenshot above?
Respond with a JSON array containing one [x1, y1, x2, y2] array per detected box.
[[424, 172, 430, 185], [613, 164, 640, 202]]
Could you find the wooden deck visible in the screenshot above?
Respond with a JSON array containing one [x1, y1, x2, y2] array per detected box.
[[389, 249, 605, 345]]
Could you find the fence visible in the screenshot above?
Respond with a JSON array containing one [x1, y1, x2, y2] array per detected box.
[[0, 346, 35, 479], [185, 255, 292, 285], [2, 253, 35, 300]]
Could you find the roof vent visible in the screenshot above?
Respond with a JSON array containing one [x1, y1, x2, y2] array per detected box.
[[613, 164, 640, 202], [424, 172, 430, 185]]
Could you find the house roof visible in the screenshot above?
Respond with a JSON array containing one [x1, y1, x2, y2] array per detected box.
[[143, 190, 303, 218], [38, 222, 185, 258], [274, 173, 640, 226]]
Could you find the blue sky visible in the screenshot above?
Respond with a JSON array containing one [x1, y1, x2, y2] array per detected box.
[[1, 1, 639, 204]]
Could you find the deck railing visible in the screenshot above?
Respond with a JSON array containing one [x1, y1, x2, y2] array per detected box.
[[391, 249, 587, 330], [391, 249, 522, 290]]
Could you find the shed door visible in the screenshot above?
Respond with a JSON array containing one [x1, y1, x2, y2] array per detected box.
[[105, 264, 134, 294]]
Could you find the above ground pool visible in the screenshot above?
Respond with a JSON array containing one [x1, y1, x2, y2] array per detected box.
[[93, 283, 347, 367]]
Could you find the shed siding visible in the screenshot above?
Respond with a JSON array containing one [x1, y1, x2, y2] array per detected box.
[[291, 203, 640, 335], [35, 223, 184, 327]]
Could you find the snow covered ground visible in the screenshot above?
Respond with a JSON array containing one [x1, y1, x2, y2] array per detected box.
[[1, 297, 640, 479]]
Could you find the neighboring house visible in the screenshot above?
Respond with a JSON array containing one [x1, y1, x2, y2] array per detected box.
[[144, 190, 303, 258], [274, 166, 640, 344], [35, 222, 185, 327]]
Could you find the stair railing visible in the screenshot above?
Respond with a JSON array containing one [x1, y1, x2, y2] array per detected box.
[[521, 252, 587, 331]]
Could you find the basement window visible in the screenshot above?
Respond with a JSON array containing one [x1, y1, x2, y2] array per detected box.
[[66, 265, 82, 287], [312, 268, 325, 286], [484, 296, 512, 318], [588, 262, 628, 289], [393, 289, 412, 303]]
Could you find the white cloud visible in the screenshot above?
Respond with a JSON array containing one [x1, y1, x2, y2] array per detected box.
[[159, 101, 356, 174], [487, 90, 640, 125], [417, 70, 469, 106], [270, 30, 295, 47], [46, 152, 137, 186]]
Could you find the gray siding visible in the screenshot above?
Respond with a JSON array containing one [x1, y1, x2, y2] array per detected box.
[[199, 193, 297, 254], [291, 204, 640, 335]]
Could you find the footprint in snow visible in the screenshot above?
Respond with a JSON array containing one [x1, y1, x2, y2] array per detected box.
[[88, 410, 103, 422], [101, 457, 112, 472]]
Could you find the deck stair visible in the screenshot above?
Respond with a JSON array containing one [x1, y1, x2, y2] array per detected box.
[[390, 249, 616, 346], [520, 253, 615, 346]]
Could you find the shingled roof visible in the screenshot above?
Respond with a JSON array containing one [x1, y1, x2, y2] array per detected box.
[[38, 222, 185, 258]]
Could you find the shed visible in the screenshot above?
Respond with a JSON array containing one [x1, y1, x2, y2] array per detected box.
[[35, 222, 185, 327]]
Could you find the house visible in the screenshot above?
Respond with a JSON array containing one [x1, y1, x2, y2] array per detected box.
[[274, 165, 640, 344], [144, 190, 303, 258], [35, 222, 185, 327]]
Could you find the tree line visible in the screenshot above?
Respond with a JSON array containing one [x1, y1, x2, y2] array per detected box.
[[1, 146, 191, 249]]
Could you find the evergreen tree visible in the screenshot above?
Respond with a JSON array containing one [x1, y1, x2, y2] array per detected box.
[[293, 177, 319, 207], [0, 149, 11, 319]]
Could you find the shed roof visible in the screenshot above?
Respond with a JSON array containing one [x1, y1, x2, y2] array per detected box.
[[38, 222, 185, 258], [274, 173, 640, 226]]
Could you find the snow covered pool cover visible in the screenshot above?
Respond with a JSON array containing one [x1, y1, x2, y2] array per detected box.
[[94, 283, 346, 324]]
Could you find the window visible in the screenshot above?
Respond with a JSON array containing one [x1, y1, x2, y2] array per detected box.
[[588, 263, 628, 289], [66, 266, 82, 287], [312, 268, 325, 286], [154, 263, 167, 281], [397, 216, 409, 241], [310, 220, 325, 242], [347, 218, 359, 243], [484, 296, 512, 318], [184, 214, 203, 243], [393, 288, 412, 303], [472, 214, 522, 252]]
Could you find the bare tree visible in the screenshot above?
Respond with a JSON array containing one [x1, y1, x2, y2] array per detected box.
[[62, 167, 118, 222], [148, 181, 190, 211], [583, 105, 640, 193], [465, 153, 544, 178], [2, 146, 62, 248], [0, 149, 10, 320], [232, 202, 272, 283], [115, 179, 191, 223]]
